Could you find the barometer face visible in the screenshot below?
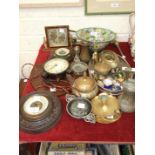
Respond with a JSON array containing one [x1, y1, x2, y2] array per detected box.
[[55, 48, 70, 56], [23, 95, 49, 116], [44, 58, 69, 74], [19, 90, 62, 133]]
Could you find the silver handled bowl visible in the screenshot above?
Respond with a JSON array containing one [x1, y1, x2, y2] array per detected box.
[[66, 94, 96, 123]]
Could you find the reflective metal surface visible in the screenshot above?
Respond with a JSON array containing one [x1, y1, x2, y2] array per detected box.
[[94, 60, 111, 75], [100, 50, 120, 69], [119, 78, 135, 112], [91, 93, 121, 124], [72, 73, 98, 99], [66, 97, 92, 119]]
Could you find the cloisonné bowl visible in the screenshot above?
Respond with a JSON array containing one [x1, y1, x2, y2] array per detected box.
[[76, 27, 116, 52]]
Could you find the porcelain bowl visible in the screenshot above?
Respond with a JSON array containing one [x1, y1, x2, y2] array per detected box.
[[76, 27, 116, 52]]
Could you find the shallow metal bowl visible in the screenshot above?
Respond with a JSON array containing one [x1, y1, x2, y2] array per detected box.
[[66, 97, 92, 119]]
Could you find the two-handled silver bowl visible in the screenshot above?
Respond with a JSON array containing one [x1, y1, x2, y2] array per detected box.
[[66, 94, 96, 123]]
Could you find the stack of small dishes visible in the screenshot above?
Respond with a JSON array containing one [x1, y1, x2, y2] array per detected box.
[[53, 48, 72, 61]]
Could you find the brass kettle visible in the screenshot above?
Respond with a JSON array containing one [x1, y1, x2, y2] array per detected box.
[[100, 50, 119, 69], [94, 58, 111, 76], [72, 72, 98, 99], [91, 93, 121, 124]]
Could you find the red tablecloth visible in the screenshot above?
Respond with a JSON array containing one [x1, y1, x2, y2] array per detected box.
[[19, 42, 135, 143]]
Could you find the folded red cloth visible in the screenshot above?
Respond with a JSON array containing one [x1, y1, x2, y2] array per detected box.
[[20, 42, 135, 143]]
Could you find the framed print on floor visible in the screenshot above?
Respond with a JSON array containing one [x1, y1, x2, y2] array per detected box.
[[85, 0, 135, 15]]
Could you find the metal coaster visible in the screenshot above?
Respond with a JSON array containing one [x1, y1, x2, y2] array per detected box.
[[19, 90, 62, 133]]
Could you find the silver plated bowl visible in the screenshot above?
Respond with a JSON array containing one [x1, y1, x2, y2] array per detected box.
[[66, 97, 92, 119]]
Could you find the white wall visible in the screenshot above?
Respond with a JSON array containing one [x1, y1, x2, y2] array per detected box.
[[19, 6, 131, 78]]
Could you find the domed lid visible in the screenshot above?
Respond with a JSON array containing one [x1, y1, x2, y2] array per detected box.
[[94, 60, 111, 74], [73, 72, 96, 93], [91, 93, 120, 116]]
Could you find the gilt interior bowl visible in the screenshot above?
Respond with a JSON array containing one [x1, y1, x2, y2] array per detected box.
[[91, 93, 121, 124], [66, 97, 92, 119], [76, 27, 116, 52]]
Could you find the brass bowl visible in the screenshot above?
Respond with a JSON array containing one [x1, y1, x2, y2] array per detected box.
[[91, 93, 121, 124]]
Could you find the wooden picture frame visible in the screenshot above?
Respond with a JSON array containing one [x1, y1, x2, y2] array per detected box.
[[85, 0, 135, 15], [45, 26, 70, 48], [19, 0, 83, 8]]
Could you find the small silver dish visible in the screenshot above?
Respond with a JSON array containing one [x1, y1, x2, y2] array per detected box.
[[70, 61, 88, 76], [66, 94, 96, 123]]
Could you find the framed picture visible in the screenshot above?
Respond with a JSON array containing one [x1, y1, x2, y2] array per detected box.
[[45, 26, 70, 48], [85, 0, 135, 15], [19, 0, 83, 8]]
